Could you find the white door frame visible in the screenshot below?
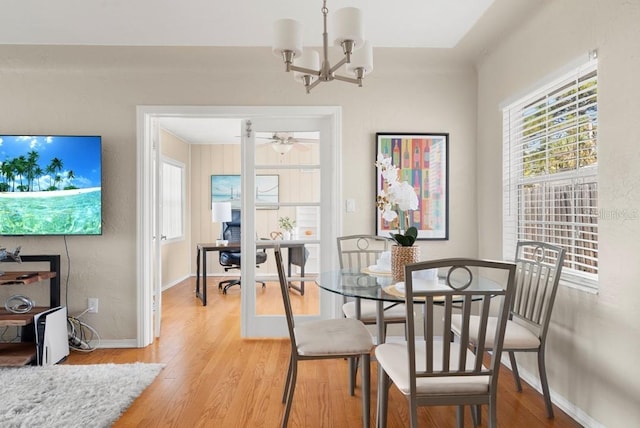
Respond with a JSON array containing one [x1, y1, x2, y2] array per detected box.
[[136, 105, 343, 346]]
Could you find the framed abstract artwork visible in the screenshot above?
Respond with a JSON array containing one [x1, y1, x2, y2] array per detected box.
[[375, 133, 449, 240], [211, 174, 279, 209]]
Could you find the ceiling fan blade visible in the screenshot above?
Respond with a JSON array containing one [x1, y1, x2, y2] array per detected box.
[[292, 143, 311, 151], [290, 137, 319, 144]]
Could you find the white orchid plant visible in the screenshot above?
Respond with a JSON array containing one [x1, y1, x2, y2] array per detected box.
[[375, 154, 419, 246]]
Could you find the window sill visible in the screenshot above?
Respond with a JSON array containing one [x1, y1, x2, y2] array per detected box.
[[559, 277, 598, 295]]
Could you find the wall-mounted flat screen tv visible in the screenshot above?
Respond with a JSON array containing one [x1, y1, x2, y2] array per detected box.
[[0, 135, 102, 235]]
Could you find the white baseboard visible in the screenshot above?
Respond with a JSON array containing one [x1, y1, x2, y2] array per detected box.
[[161, 274, 191, 291], [88, 339, 137, 349], [500, 354, 604, 428]]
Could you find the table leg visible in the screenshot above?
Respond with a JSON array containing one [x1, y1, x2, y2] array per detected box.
[[202, 250, 207, 306], [286, 246, 305, 295], [195, 247, 201, 297], [376, 300, 385, 344]]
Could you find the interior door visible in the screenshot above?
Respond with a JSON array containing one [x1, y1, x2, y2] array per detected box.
[[240, 117, 339, 337], [152, 122, 163, 338]]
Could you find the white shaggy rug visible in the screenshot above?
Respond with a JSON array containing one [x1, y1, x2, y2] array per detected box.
[[0, 362, 164, 428]]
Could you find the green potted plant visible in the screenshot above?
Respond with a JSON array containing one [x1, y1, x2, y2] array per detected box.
[[278, 216, 296, 239]]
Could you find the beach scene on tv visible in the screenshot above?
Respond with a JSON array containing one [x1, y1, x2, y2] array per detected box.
[[0, 135, 102, 235]]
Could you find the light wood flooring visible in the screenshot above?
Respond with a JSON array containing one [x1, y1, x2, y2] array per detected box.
[[66, 277, 583, 427]]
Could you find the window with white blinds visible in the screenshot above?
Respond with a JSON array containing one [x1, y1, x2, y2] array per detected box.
[[162, 159, 185, 241], [503, 58, 598, 290]]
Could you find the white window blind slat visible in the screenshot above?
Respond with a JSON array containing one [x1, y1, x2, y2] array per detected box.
[[502, 58, 598, 290]]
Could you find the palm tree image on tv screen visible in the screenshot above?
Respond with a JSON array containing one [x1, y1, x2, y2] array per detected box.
[[0, 135, 102, 236]]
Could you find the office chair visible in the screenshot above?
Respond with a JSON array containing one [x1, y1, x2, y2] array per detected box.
[[218, 209, 268, 294]]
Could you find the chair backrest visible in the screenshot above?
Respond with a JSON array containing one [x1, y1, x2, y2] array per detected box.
[[222, 209, 242, 242], [274, 246, 298, 352], [337, 235, 392, 272], [403, 258, 516, 399], [512, 241, 566, 338]]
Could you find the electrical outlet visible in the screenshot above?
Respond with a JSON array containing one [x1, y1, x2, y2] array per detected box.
[[88, 298, 99, 314]]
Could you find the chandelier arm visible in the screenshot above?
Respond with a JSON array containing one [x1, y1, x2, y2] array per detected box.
[[288, 64, 321, 76], [327, 56, 349, 75], [333, 74, 361, 85], [308, 78, 323, 90]]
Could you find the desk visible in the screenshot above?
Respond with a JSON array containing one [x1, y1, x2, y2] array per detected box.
[[196, 241, 308, 306], [315, 269, 493, 343]]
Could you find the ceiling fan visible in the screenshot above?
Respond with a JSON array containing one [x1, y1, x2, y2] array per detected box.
[[256, 132, 318, 154]]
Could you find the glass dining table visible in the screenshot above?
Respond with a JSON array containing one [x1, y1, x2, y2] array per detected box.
[[315, 268, 495, 343], [315, 269, 410, 343]]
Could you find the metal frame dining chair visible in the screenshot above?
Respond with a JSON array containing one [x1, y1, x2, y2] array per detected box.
[[338, 235, 406, 337], [337, 234, 407, 395], [375, 258, 516, 428], [274, 246, 374, 428], [451, 241, 566, 419]]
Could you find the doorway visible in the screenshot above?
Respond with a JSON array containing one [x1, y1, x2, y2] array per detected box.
[[136, 106, 343, 346]]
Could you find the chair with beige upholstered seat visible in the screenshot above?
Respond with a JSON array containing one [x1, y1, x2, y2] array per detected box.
[[451, 241, 565, 419], [375, 258, 516, 428], [337, 235, 407, 395], [274, 246, 374, 428], [338, 235, 407, 342]]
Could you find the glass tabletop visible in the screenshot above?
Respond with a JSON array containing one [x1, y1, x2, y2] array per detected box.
[[315, 269, 400, 302], [315, 269, 505, 303]]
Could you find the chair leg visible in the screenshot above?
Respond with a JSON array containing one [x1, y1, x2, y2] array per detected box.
[[376, 365, 389, 428], [281, 360, 298, 428], [470, 405, 480, 428], [409, 396, 418, 428], [282, 355, 293, 403], [361, 354, 371, 428], [220, 279, 241, 294], [538, 349, 555, 418], [488, 396, 498, 428], [508, 351, 523, 391], [455, 405, 464, 428], [349, 356, 359, 396]]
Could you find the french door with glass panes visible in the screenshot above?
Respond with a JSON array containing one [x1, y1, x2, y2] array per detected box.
[[239, 115, 340, 337]]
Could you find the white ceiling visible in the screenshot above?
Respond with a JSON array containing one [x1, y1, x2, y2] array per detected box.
[[1, 0, 495, 48], [2, 0, 540, 145]]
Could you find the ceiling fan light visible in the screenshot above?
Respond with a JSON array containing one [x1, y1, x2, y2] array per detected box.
[[346, 40, 373, 75], [273, 18, 303, 58], [333, 7, 364, 51], [272, 143, 294, 155]]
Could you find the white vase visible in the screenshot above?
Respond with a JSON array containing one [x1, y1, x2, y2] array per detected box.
[[283, 230, 291, 240]]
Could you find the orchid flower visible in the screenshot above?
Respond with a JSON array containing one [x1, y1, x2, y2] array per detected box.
[[375, 155, 419, 246]]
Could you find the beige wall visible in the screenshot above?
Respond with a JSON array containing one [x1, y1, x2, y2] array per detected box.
[[159, 130, 191, 288], [0, 45, 478, 345], [476, 0, 640, 426]]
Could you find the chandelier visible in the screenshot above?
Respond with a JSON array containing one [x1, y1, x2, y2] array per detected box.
[[272, 0, 373, 94]]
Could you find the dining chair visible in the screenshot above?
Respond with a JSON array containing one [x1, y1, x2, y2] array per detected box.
[[337, 235, 407, 394], [274, 246, 374, 428], [337, 235, 406, 340], [375, 258, 516, 428], [451, 241, 566, 419]]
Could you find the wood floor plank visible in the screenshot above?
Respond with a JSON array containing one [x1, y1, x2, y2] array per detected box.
[[65, 277, 583, 427]]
